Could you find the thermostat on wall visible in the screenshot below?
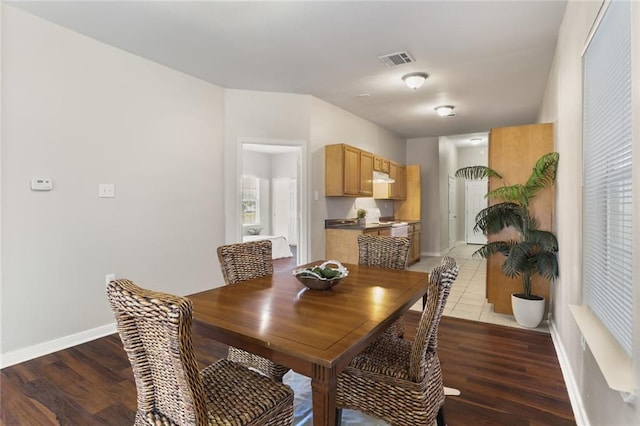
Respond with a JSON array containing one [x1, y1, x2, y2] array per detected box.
[[30, 177, 53, 191]]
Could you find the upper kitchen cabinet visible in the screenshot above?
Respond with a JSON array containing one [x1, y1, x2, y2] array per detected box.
[[373, 161, 406, 200], [360, 150, 373, 196], [325, 144, 373, 197], [373, 155, 390, 173]]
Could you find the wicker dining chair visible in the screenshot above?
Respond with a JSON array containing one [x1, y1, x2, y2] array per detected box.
[[336, 259, 459, 426], [216, 240, 291, 382], [106, 278, 294, 426], [423, 255, 459, 309], [357, 234, 411, 338]]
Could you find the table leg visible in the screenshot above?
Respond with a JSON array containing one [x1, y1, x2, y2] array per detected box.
[[310, 364, 339, 426]]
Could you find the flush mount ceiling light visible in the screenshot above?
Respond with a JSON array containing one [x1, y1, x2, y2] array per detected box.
[[435, 105, 455, 116], [470, 138, 482, 145], [402, 72, 429, 89]]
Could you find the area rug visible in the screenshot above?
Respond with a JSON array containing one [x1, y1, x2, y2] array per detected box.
[[282, 371, 389, 425]]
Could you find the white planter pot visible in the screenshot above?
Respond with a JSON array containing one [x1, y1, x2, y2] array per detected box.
[[511, 294, 545, 328]]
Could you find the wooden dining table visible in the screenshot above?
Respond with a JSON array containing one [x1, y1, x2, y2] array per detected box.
[[190, 261, 429, 426]]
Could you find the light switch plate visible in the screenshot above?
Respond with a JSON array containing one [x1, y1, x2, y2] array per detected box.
[[99, 184, 115, 198], [31, 178, 53, 191]]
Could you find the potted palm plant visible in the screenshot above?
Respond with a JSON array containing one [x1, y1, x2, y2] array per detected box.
[[455, 152, 559, 328]]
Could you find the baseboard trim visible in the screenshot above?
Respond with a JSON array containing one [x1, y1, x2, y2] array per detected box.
[[549, 319, 590, 426], [1, 322, 117, 369]]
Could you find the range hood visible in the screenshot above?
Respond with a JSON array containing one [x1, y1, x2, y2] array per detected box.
[[372, 170, 395, 183]]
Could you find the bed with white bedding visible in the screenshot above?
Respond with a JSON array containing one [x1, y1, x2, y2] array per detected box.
[[242, 235, 293, 259]]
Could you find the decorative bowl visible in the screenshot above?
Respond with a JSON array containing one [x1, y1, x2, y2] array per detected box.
[[293, 260, 349, 291]]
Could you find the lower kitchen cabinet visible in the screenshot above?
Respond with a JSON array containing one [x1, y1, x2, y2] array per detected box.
[[325, 225, 421, 266], [325, 228, 390, 264], [408, 223, 421, 264]]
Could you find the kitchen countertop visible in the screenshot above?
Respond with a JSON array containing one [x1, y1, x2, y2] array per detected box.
[[324, 218, 420, 230]]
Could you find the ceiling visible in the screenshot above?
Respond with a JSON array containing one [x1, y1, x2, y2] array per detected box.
[[9, 1, 567, 141]]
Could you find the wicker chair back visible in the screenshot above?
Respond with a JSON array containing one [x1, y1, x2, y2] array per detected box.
[[217, 240, 273, 284], [107, 279, 209, 425], [357, 234, 410, 270]]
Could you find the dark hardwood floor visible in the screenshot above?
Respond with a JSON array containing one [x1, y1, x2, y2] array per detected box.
[[1, 315, 574, 425], [1, 255, 575, 425]]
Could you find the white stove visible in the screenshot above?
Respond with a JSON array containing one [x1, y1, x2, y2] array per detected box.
[[390, 222, 409, 237]]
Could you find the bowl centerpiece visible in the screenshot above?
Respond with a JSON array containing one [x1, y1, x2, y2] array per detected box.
[[293, 260, 349, 291]]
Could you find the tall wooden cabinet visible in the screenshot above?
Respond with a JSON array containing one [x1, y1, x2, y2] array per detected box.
[[395, 165, 422, 263], [487, 123, 554, 314]]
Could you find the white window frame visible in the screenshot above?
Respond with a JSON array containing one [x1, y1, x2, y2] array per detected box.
[[242, 175, 260, 226], [570, 0, 637, 397]]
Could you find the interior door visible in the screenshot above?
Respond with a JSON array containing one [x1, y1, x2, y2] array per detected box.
[[448, 175, 457, 248], [288, 178, 298, 245], [466, 180, 488, 244], [272, 178, 291, 241]]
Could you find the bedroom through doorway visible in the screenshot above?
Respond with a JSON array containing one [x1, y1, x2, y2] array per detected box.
[[241, 142, 303, 265]]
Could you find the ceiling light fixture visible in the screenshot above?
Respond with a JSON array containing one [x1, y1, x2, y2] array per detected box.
[[470, 138, 482, 145], [435, 105, 455, 116], [402, 72, 429, 89]]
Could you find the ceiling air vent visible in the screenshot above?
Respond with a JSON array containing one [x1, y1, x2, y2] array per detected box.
[[377, 51, 415, 68]]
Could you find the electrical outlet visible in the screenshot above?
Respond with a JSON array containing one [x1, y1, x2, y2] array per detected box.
[[105, 273, 116, 285], [99, 184, 115, 198]]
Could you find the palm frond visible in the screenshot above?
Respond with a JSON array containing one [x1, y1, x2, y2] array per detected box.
[[486, 184, 531, 204], [502, 242, 535, 278], [472, 240, 517, 259], [526, 230, 558, 252], [526, 152, 559, 195], [455, 166, 502, 180], [474, 202, 523, 235], [535, 251, 560, 280]]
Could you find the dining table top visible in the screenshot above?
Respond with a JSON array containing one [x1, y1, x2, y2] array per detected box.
[[189, 260, 429, 425]]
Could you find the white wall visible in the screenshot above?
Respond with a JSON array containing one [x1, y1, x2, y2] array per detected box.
[[456, 146, 488, 242], [538, 1, 640, 424], [309, 97, 406, 259], [1, 7, 225, 360], [223, 89, 311, 258], [272, 152, 298, 179], [406, 137, 440, 256]]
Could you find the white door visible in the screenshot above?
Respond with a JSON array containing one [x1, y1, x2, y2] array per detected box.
[[288, 178, 298, 245], [466, 180, 488, 244], [448, 176, 457, 249], [272, 178, 291, 241]]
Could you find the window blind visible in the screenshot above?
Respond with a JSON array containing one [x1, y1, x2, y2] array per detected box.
[[583, 0, 633, 356]]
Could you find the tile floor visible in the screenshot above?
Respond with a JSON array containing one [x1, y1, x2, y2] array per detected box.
[[408, 244, 549, 333]]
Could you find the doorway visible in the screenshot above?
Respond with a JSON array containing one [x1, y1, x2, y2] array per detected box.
[[466, 180, 488, 244], [241, 140, 306, 264]]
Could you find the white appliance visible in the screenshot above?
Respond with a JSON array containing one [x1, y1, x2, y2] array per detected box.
[[390, 222, 409, 237]]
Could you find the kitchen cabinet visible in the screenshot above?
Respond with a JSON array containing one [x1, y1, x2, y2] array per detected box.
[[486, 123, 554, 314], [408, 223, 421, 264], [394, 165, 421, 220], [325, 227, 391, 264], [374, 162, 407, 200], [360, 150, 374, 196], [373, 156, 390, 173], [325, 144, 373, 197]]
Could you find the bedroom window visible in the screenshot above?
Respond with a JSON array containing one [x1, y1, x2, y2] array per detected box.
[[242, 176, 260, 226]]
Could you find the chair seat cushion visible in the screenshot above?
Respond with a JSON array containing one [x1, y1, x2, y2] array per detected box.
[[350, 336, 414, 380], [201, 359, 293, 425]]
